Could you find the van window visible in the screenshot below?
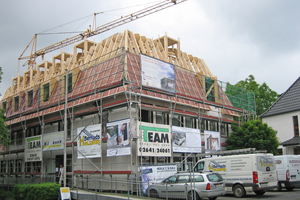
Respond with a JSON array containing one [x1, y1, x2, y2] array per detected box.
[[257, 156, 276, 171], [194, 161, 204, 172]]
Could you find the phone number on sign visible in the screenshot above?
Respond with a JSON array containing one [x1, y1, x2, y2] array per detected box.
[[139, 147, 170, 153]]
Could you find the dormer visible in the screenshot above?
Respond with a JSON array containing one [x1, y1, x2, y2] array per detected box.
[[54, 52, 72, 73], [155, 35, 180, 61], [12, 75, 23, 94], [76, 39, 97, 63]]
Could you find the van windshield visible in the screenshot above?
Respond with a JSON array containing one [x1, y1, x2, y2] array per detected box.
[[257, 156, 276, 171]]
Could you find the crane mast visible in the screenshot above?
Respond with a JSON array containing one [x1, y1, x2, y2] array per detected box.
[[19, 0, 187, 68]]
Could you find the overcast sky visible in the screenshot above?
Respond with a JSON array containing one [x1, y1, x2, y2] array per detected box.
[[1, 0, 300, 100]]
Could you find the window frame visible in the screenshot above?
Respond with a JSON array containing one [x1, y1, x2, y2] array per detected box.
[[293, 116, 299, 137]]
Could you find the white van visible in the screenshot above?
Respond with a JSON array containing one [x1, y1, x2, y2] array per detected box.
[[193, 154, 278, 198], [275, 155, 300, 191]]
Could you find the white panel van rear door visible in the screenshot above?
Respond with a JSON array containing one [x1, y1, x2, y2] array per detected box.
[[256, 155, 277, 187]]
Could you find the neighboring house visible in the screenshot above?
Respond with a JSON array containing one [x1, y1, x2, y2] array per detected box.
[[261, 77, 300, 155]]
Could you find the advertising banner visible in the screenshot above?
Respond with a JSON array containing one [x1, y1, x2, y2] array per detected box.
[[172, 126, 202, 153], [138, 122, 171, 157], [43, 131, 64, 151], [140, 165, 177, 194], [77, 124, 101, 159], [204, 130, 220, 153], [25, 136, 42, 162], [141, 54, 176, 93], [106, 118, 131, 157]]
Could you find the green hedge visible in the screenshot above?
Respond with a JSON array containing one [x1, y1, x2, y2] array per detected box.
[[13, 183, 60, 200], [0, 189, 14, 200]]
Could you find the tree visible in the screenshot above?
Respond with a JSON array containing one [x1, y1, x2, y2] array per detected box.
[[226, 119, 280, 155], [0, 67, 10, 146], [226, 75, 278, 116]]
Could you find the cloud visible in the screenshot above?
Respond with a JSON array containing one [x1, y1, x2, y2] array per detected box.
[[1, 0, 299, 100]]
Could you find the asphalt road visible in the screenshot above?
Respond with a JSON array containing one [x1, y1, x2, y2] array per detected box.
[[219, 188, 300, 200]]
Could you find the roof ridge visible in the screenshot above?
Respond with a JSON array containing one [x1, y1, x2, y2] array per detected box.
[[260, 76, 300, 118]]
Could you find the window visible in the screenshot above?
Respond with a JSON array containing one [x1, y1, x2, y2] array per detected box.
[[11, 132, 16, 146], [35, 126, 41, 136], [141, 110, 153, 123], [1, 160, 6, 173], [293, 116, 299, 137], [193, 175, 204, 182], [26, 126, 41, 137], [172, 115, 182, 127], [207, 173, 223, 182], [210, 121, 216, 131], [67, 118, 71, 139], [14, 96, 19, 111], [164, 176, 177, 183], [185, 117, 193, 128], [9, 160, 14, 174], [2, 102, 6, 112], [43, 83, 50, 102], [177, 175, 190, 183], [156, 112, 165, 124], [200, 119, 206, 131], [32, 162, 41, 172], [16, 131, 23, 145], [16, 159, 22, 173], [194, 161, 204, 172], [25, 162, 31, 173], [221, 123, 229, 136], [27, 90, 33, 107], [26, 127, 34, 137], [25, 162, 41, 173]]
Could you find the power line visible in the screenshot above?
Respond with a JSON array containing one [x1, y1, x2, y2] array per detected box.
[[38, 1, 161, 34]]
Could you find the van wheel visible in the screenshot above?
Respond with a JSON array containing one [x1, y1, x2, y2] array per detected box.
[[188, 191, 200, 200], [209, 197, 217, 200], [255, 191, 265, 196], [233, 184, 246, 198], [286, 187, 294, 191]]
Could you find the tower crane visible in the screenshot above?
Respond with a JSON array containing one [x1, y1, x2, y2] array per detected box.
[[19, 0, 187, 69]]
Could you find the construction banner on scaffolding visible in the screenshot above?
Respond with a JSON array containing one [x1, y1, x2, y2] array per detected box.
[[25, 136, 42, 162], [138, 122, 171, 157], [106, 118, 131, 157], [172, 126, 202, 153], [43, 131, 64, 151], [140, 164, 177, 194], [204, 130, 221, 153], [141, 54, 176, 93], [77, 124, 101, 159]]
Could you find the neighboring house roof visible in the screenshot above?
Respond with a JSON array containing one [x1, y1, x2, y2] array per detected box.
[[281, 137, 300, 146], [261, 77, 300, 118]]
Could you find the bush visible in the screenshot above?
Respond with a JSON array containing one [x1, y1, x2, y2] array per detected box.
[[13, 183, 60, 200], [0, 189, 14, 200]]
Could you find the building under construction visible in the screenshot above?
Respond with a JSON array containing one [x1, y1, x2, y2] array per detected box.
[[0, 1, 255, 192]]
